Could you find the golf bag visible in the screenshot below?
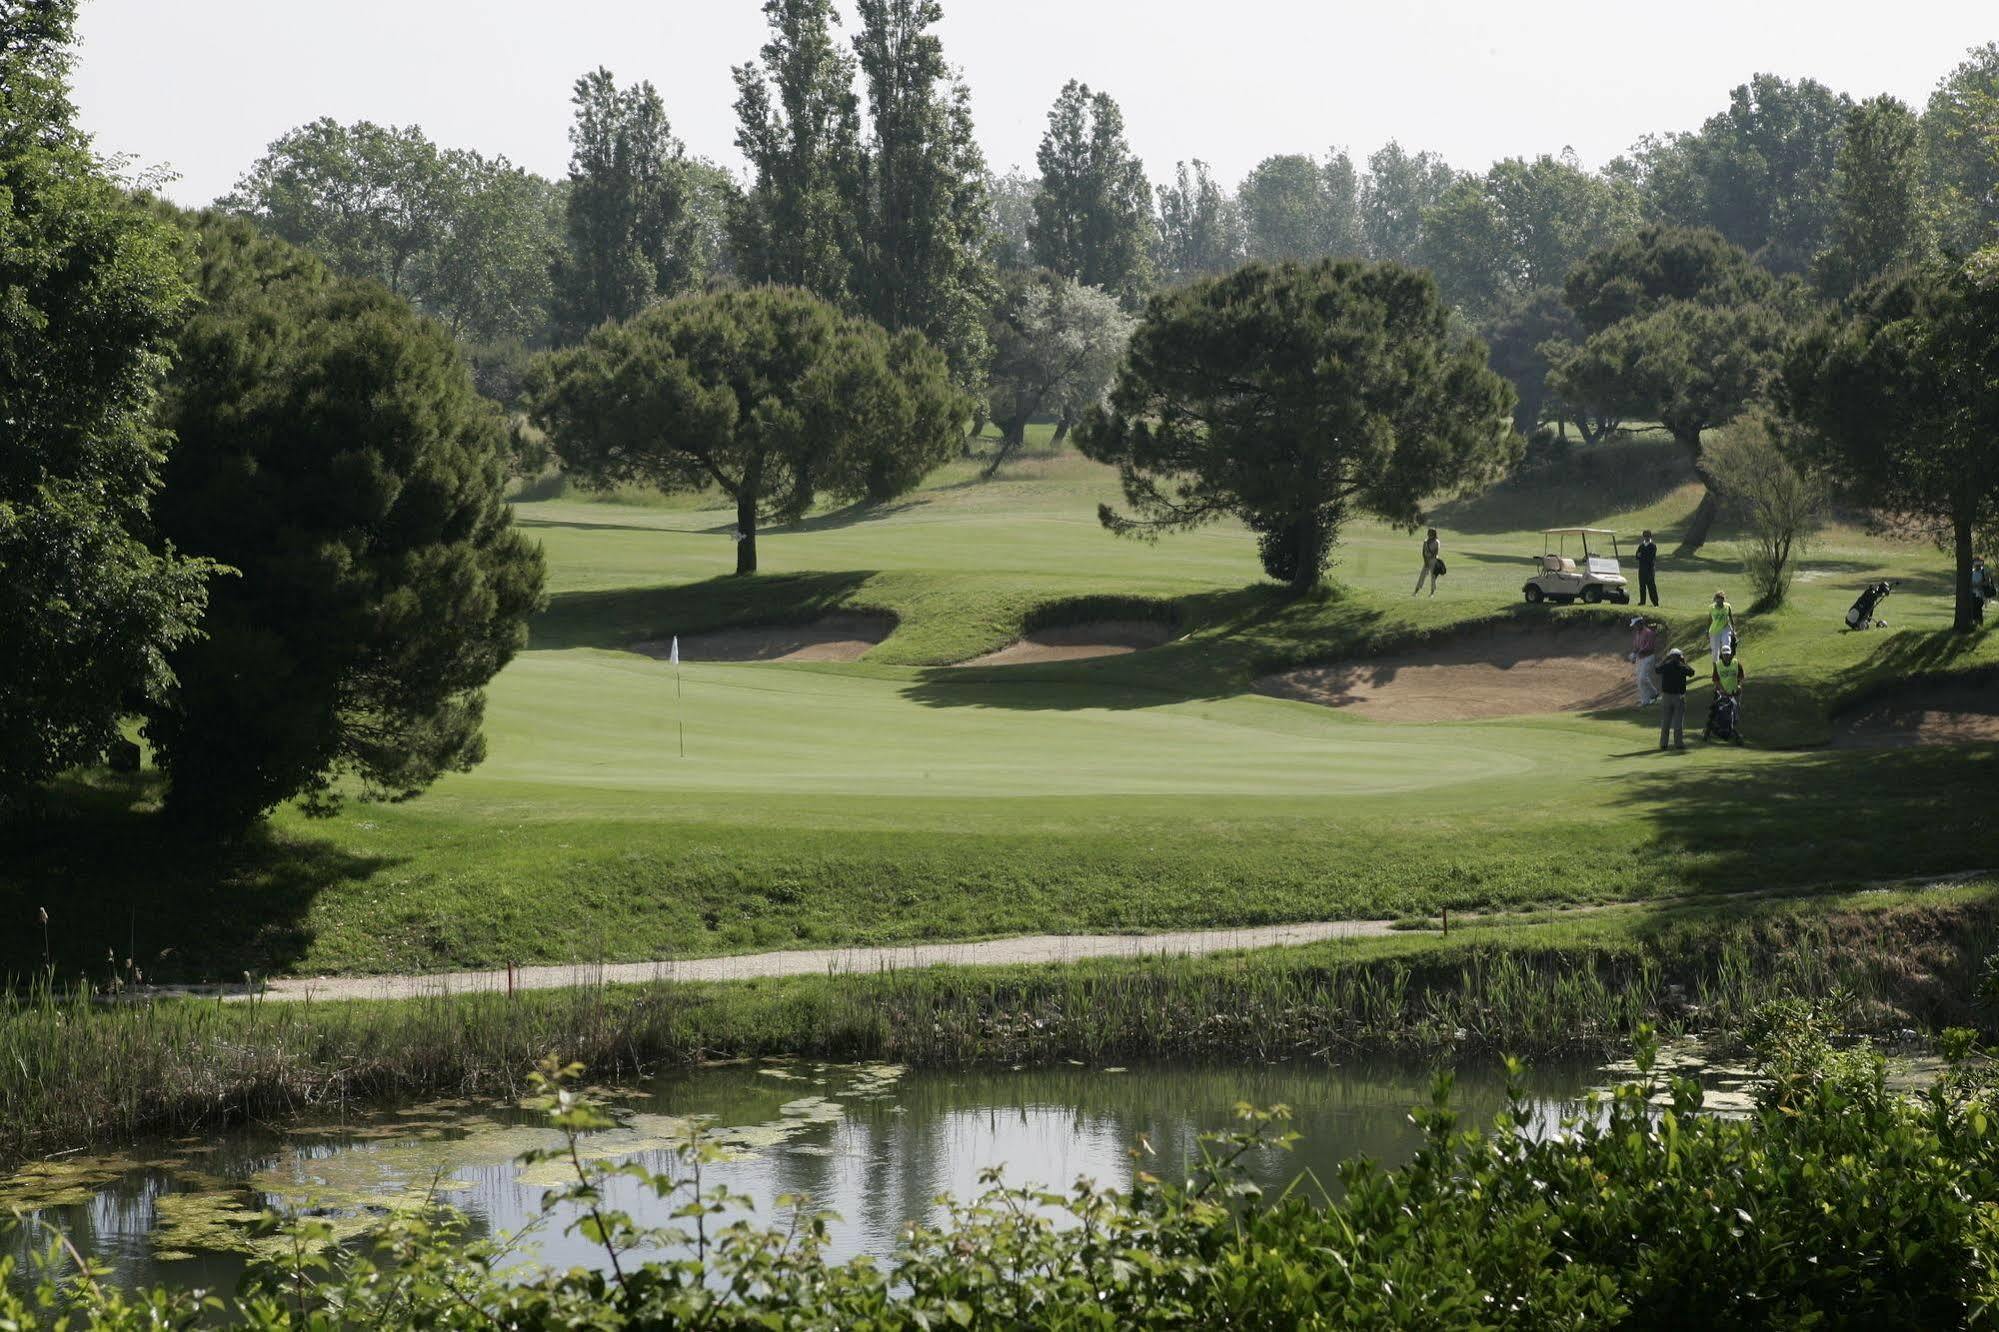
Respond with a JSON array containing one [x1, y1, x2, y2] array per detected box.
[[1845, 580, 1895, 630], [1704, 692, 1742, 743]]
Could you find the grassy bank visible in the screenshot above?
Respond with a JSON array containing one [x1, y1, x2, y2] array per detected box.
[[5, 884, 1994, 1170]]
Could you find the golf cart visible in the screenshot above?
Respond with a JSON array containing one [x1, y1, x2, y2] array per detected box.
[[1523, 528, 1630, 605]]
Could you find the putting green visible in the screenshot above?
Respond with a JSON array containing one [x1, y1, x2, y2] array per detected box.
[[466, 650, 1545, 804]]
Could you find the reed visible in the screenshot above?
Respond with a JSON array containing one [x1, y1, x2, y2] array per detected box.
[[4, 887, 1994, 1170]]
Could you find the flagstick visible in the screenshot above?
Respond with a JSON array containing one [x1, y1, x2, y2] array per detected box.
[[676, 660, 684, 758]]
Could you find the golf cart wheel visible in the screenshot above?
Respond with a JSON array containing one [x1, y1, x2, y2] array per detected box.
[[1580, 586, 1603, 605], [1523, 585, 1545, 604]]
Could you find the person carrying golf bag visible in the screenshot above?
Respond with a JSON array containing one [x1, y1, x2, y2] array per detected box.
[[1706, 644, 1747, 744]]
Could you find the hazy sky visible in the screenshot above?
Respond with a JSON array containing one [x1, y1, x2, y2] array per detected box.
[[73, 0, 1994, 206]]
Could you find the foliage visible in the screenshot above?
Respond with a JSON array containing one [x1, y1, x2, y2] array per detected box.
[[144, 214, 545, 828], [981, 271, 1134, 473], [1417, 152, 1640, 321], [1636, 73, 1853, 273], [1237, 150, 1363, 263], [1702, 414, 1828, 608], [0, 0, 212, 812], [1358, 140, 1457, 266], [1029, 80, 1154, 306], [1814, 94, 1933, 301], [1152, 159, 1242, 285], [15, 1023, 1999, 1329], [1080, 259, 1517, 592], [1781, 259, 1999, 630], [529, 286, 963, 575], [224, 118, 563, 345], [729, 0, 862, 299], [1555, 224, 1794, 551], [1481, 286, 1616, 442], [1923, 43, 1999, 257], [983, 167, 1038, 270], [549, 69, 702, 343], [847, 0, 994, 387]]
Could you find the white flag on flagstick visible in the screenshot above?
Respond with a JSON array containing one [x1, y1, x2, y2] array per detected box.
[[669, 636, 679, 665]]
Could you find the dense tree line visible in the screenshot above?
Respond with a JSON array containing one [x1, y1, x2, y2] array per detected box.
[[214, 0, 1999, 408]]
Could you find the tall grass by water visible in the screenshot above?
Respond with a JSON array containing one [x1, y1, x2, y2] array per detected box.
[[5, 887, 1992, 1170]]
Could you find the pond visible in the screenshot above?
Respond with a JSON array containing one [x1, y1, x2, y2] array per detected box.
[[0, 1053, 1731, 1294]]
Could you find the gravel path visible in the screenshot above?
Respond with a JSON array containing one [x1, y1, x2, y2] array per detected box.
[[235, 918, 1407, 1004]]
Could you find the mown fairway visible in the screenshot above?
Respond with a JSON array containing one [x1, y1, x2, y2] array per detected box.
[[7, 429, 1997, 979]]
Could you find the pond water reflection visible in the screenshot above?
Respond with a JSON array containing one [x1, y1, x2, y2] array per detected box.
[[2, 1054, 1626, 1293]]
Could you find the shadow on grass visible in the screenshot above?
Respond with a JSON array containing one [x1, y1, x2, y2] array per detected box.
[[898, 585, 1390, 711], [695, 499, 925, 537], [1830, 630, 1999, 707], [1617, 744, 1999, 897], [1433, 437, 1697, 535], [0, 775, 399, 984], [532, 571, 881, 651]]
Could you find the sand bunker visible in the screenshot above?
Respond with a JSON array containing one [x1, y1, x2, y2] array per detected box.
[[955, 620, 1179, 667], [1258, 623, 1645, 722], [631, 614, 893, 664], [1832, 682, 1999, 748]]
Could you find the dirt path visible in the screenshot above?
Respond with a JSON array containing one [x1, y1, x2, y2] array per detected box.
[[231, 920, 1404, 1003], [954, 621, 1178, 667], [630, 614, 893, 664], [1257, 621, 1648, 722]]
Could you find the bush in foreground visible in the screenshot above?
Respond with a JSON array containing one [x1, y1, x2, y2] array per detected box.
[[9, 1022, 1999, 1329]]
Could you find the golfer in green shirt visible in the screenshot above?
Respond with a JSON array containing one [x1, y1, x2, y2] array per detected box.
[[1707, 591, 1736, 661]]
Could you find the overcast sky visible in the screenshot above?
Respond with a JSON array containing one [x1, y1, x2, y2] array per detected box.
[[73, 0, 1994, 206]]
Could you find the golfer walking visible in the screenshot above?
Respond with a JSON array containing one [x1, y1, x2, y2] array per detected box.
[[1707, 591, 1737, 661], [1629, 617, 1660, 705], [1635, 530, 1659, 606], [1413, 528, 1441, 596], [1658, 648, 1696, 751]]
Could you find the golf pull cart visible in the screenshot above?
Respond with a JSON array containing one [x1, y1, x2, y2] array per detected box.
[[1523, 528, 1631, 605]]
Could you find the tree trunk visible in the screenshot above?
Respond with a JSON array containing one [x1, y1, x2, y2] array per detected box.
[[1051, 412, 1072, 448], [982, 417, 1028, 480], [735, 490, 757, 576], [1671, 426, 1718, 556], [1954, 511, 1976, 632]]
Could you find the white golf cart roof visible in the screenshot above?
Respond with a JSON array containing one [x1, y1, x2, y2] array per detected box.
[[1543, 528, 1617, 537]]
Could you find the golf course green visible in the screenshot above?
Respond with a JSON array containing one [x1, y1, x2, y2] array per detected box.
[[7, 428, 1997, 980]]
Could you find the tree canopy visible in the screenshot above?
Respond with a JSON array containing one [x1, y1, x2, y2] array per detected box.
[[1153, 160, 1242, 286], [1813, 95, 1932, 301], [1237, 151, 1363, 264], [146, 214, 546, 827], [981, 271, 1134, 473], [730, 0, 863, 298], [1555, 225, 1794, 550], [0, 0, 211, 812], [1419, 153, 1640, 321], [1636, 74, 1852, 274], [1781, 260, 1999, 630], [529, 286, 965, 575], [550, 69, 703, 343], [1030, 80, 1154, 305], [847, 0, 994, 386], [1079, 259, 1517, 593], [224, 118, 563, 346]]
